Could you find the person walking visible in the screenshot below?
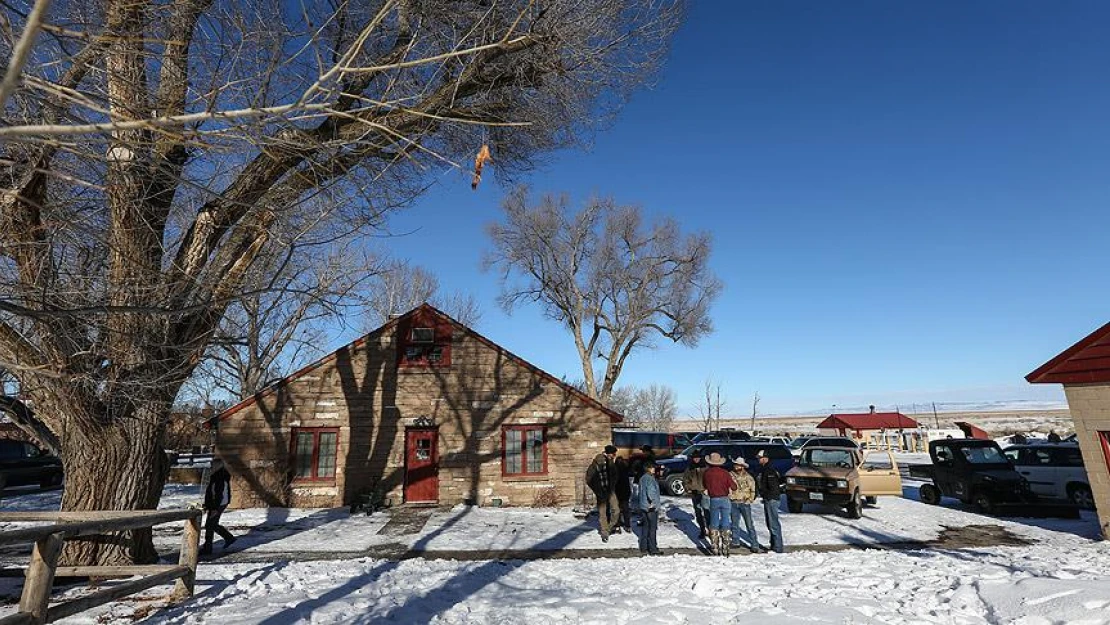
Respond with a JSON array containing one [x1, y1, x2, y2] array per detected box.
[[637, 460, 662, 556], [613, 455, 632, 533], [755, 450, 785, 553], [728, 457, 762, 553], [200, 459, 236, 555], [682, 450, 708, 539], [701, 452, 734, 555], [586, 445, 620, 542]]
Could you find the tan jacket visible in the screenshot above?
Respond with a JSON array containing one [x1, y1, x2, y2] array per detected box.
[[682, 466, 704, 493], [729, 471, 756, 504]]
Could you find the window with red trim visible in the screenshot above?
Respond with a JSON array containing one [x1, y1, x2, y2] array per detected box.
[[291, 427, 339, 481], [397, 321, 452, 368], [503, 425, 547, 476]]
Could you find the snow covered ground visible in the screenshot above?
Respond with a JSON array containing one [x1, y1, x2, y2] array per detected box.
[[2, 483, 1107, 623]]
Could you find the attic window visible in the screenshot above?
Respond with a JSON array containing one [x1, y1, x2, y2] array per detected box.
[[399, 322, 451, 368]]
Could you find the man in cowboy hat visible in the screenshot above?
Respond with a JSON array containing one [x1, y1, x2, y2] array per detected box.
[[728, 456, 763, 553], [681, 449, 708, 539], [200, 458, 236, 555], [701, 451, 733, 556], [755, 449, 785, 553]]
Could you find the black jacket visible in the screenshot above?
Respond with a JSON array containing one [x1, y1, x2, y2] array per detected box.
[[585, 453, 616, 497], [613, 458, 631, 499], [755, 465, 782, 501], [205, 467, 231, 510]]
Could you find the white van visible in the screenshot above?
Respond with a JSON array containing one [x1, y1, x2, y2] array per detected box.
[[1002, 443, 1092, 509]]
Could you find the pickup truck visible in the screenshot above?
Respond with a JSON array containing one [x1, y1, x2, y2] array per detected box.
[[0, 439, 64, 490], [910, 439, 1078, 518], [784, 447, 902, 518]]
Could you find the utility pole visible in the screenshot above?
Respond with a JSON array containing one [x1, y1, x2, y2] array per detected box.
[[750, 391, 760, 433], [932, 402, 940, 429]]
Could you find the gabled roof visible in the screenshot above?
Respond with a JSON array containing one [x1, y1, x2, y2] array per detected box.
[[217, 303, 623, 423], [817, 412, 919, 431], [1026, 321, 1110, 385]]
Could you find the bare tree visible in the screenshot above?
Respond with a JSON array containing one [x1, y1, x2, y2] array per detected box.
[[486, 189, 721, 404], [608, 386, 643, 427], [749, 391, 760, 432], [697, 378, 725, 432], [189, 244, 380, 401], [637, 384, 677, 432], [363, 260, 482, 329], [0, 0, 683, 565]]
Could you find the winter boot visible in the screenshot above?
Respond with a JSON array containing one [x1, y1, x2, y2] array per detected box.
[[706, 530, 719, 555], [721, 531, 732, 558]]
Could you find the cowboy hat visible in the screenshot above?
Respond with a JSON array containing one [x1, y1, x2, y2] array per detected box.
[[731, 457, 749, 469], [704, 451, 726, 466]]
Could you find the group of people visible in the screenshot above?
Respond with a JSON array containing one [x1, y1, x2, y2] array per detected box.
[[682, 448, 784, 556], [585, 444, 786, 557]]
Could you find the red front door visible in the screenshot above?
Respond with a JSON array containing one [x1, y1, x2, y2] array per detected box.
[[404, 428, 439, 503]]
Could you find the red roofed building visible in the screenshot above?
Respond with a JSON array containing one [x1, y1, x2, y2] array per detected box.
[[1027, 321, 1110, 536], [817, 407, 921, 450]]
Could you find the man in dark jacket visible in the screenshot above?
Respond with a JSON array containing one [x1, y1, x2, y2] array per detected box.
[[200, 459, 237, 555], [755, 450, 784, 553], [682, 451, 708, 538], [585, 445, 620, 542], [613, 455, 632, 532]]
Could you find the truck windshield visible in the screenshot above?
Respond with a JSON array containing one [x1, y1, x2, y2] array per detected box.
[[959, 446, 1007, 464], [789, 437, 813, 449], [802, 449, 854, 468]]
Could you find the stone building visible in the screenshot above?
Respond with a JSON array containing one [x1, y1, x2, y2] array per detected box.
[[1027, 321, 1110, 538], [214, 304, 620, 509]]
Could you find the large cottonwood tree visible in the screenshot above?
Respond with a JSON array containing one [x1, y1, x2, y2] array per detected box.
[[486, 189, 721, 405], [0, 0, 683, 564]]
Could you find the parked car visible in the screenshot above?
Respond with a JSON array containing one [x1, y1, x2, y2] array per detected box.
[[0, 439, 63, 490], [784, 447, 902, 518], [657, 442, 793, 495], [690, 429, 752, 444], [611, 430, 693, 460], [1003, 443, 1093, 509], [749, 436, 793, 446], [910, 439, 1077, 517], [788, 436, 858, 457]]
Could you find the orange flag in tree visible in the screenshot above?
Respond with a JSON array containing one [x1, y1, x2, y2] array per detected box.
[[471, 144, 492, 190]]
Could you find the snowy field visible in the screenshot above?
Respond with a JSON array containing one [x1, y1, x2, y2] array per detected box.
[[1, 483, 1108, 624]]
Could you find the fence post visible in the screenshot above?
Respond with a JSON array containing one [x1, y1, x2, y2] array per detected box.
[[20, 531, 64, 624], [172, 512, 201, 602]]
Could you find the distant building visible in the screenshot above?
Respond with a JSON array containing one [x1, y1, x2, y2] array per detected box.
[[1027, 321, 1110, 537], [817, 407, 921, 450], [214, 304, 619, 509]]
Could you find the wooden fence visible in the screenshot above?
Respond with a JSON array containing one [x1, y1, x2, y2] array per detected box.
[[0, 509, 201, 625]]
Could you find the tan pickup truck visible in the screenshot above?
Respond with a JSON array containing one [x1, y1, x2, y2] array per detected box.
[[784, 447, 902, 518]]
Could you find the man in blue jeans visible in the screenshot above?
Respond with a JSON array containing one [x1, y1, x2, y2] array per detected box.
[[701, 451, 734, 556], [755, 450, 785, 553], [728, 457, 763, 553], [637, 460, 662, 555]]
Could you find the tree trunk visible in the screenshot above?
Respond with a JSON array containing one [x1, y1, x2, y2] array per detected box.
[[57, 406, 171, 566]]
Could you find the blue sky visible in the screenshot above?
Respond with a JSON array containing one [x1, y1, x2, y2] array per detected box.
[[358, 1, 1110, 415]]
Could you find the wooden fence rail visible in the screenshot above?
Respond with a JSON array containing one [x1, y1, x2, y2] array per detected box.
[[0, 509, 201, 625]]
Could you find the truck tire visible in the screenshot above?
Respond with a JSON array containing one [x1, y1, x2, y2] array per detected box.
[[1068, 484, 1094, 511], [665, 474, 685, 496], [974, 492, 994, 514], [787, 498, 803, 513], [919, 484, 941, 506], [846, 490, 863, 519]]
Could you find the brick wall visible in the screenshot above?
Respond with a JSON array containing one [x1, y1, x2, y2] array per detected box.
[[1063, 384, 1110, 538], [217, 316, 611, 510]]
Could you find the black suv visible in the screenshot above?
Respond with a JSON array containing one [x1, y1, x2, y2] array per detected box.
[[656, 442, 794, 495], [0, 439, 64, 490]]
